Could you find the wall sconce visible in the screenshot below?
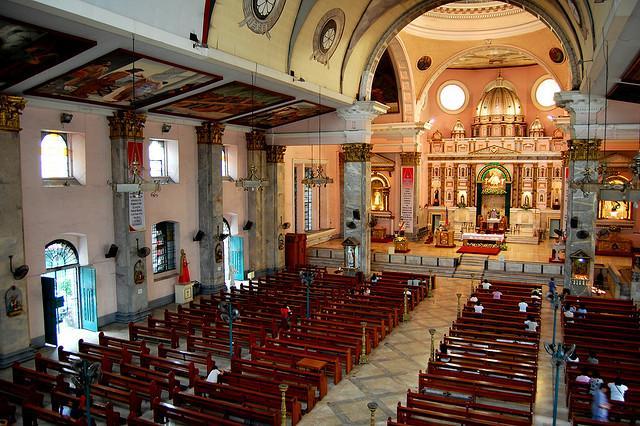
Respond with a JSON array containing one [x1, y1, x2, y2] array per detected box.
[[8, 255, 29, 280], [161, 123, 172, 133], [60, 113, 73, 124]]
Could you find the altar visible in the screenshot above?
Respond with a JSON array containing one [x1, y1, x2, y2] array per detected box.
[[462, 233, 505, 247]]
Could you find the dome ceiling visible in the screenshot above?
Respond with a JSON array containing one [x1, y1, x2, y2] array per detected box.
[[449, 46, 537, 69]]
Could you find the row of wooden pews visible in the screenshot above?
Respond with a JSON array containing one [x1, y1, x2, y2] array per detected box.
[[389, 280, 543, 426], [3, 267, 429, 425], [563, 295, 640, 424]]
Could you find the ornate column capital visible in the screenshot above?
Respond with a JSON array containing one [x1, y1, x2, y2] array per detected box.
[[246, 129, 266, 151], [342, 143, 372, 162], [196, 122, 225, 145], [555, 91, 605, 140], [337, 101, 389, 121], [568, 139, 601, 161], [107, 110, 146, 139], [0, 95, 26, 132], [266, 145, 286, 163], [401, 152, 421, 166]]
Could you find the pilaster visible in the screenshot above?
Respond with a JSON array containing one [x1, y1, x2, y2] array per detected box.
[[196, 122, 225, 294], [246, 130, 268, 274], [400, 152, 422, 239], [265, 145, 287, 273], [108, 111, 151, 322], [0, 95, 33, 367]]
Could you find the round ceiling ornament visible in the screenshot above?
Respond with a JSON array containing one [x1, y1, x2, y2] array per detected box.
[[312, 8, 345, 65], [417, 56, 432, 71], [549, 47, 565, 64], [241, 0, 286, 38]]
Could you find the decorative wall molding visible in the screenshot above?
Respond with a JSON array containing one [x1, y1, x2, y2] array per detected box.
[[246, 129, 267, 151], [266, 145, 287, 163], [401, 152, 422, 166], [342, 143, 373, 162], [0, 95, 26, 132]]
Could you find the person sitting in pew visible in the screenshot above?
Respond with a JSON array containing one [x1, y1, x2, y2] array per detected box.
[[370, 273, 380, 284], [589, 370, 604, 395], [563, 302, 575, 323], [491, 290, 502, 300], [567, 351, 580, 364], [523, 315, 538, 332], [439, 342, 450, 363], [576, 368, 591, 384], [480, 279, 491, 290], [206, 365, 222, 383], [576, 303, 588, 319], [530, 288, 542, 300], [518, 299, 528, 313], [608, 377, 628, 402], [469, 293, 478, 303], [473, 301, 484, 315], [279, 303, 292, 332], [587, 351, 599, 365], [591, 382, 610, 421]]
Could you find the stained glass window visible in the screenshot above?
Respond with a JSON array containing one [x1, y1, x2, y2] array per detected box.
[[45, 239, 79, 270], [41, 133, 70, 178]]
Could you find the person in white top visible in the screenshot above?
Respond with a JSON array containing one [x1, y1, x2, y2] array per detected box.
[[492, 290, 502, 300], [575, 368, 591, 384], [469, 293, 478, 303], [473, 301, 484, 314], [523, 315, 538, 332], [518, 300, 528, 312], [481, 279, 491, 290], [608, 378, 628, 402], [206, 366, 222, 383]]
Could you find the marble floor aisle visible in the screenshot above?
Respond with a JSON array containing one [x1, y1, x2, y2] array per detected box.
[[298, 277, 569, 426]]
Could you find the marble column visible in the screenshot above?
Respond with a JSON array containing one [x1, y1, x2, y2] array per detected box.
[[337, 101, 388, 276], [196, 122, 225, 294], [400, 152, 422, 239], [108, 111, 151, 323], [245, 130, 268, 275], [0, 95, 33, 367], [556, 91, 605, 296], [265, 145, 287, 273], [631, 269, 640, 307]]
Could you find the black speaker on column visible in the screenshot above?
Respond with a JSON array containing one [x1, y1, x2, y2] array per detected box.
[[570, 216, 578, 228], [243, 221, 254, 231]]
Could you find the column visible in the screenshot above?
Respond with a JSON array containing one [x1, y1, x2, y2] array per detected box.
[[245, 130, 268, 274], [196, 122, 225, 294], [108, 111, 151, 323], [338, 101, 388, 276], [265, 145, 287, 273], [555, 91, 606, 295], [400, 152, 422, 240], [0, 95, 33, 367]]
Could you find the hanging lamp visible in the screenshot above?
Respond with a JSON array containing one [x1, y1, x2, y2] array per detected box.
[[302, 86, 333, 187]]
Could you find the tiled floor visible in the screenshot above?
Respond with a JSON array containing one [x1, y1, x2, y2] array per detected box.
[[1, 278, 573, 425]]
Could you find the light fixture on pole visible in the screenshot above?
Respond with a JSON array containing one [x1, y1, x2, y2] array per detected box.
[[302, 86, 333, 187], [236, 65, 267, 191]]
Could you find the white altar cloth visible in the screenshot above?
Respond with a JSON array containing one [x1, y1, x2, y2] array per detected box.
[[462, 233, 505, 243]]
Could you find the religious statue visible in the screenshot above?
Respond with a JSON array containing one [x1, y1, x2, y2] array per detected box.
[[433, 190, 440, 206], [486, 169, 505, 186], [524, 195, 530, 207], [459, 194, 465, 206], [489, 209, 499, 219], [5, 285, 23, 317]]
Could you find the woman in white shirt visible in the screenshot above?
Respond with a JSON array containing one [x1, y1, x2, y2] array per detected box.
[[518, 300, 528, 312], [481, 279, 491, 290], [473, 301, 484, 314], [523, 315, 538, 332], [608, 378, 628, 402], [469, 293, 478, 303]]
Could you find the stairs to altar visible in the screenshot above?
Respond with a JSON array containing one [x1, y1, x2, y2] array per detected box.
[[453, 254, 487, 278]]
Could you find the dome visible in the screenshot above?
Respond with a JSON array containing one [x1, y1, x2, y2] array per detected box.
[[451, 119, 466, 139], [472, 75, 527, 138], [529, 117, 545, 137], [432, 129, 443, 141], [474, 76, 523, 118]]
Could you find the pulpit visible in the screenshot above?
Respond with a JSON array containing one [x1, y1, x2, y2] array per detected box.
[[394, 236, 409, 253], [435, 228, 455, 247]]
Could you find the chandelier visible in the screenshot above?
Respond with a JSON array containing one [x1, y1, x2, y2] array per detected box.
[[302, 86, 333, 187], [112, 158, 161, 197], [236, 165, 267, 191], [236, 65, 267, 191]]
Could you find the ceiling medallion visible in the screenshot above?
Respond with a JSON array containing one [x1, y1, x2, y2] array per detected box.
[[417, 56, 432, 71], [549, 47, 565, 64], [240, 0, 286, 39], [312, 8, 345, 65]]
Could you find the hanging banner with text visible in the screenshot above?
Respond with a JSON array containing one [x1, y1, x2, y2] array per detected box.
[[129, 193, 145, 232], [401, 166, 415, 233]]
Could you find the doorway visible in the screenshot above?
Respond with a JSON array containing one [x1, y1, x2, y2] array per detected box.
[[431, 214, 441, 232], [42, 239, 97, 346]]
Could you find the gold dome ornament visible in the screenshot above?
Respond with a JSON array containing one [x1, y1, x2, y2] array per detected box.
[[432, 129, 443, 141], [529, 117, 545, 138], [472, 74, 526, 138], [451, 119, 466, 139]]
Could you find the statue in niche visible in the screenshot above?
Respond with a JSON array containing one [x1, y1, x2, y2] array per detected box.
[[433, 190, 440, 206], [524, 195, 531, 206], [459, 194, 465, 206]]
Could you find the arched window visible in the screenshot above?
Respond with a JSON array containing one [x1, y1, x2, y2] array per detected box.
[[41, 133, 71, 178], [45, 239, 79, 270]]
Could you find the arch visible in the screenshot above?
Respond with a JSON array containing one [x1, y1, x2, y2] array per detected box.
[[355, 0, 582, 99], [477, 163, 512, 183], [385, 36, 416, 122], [44, 239, 79, 270]]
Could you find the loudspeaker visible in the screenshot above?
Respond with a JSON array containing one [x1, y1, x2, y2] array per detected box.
[[353, 209, 360, 221], [346, 221, 357, 229], [243, 221, 254, 231], [570, 217, 578, 228], [193, 230, 205, 241], [105, 244, 119, 258]]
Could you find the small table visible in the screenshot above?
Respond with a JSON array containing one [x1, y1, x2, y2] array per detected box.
[[296, 357, 327, 374]]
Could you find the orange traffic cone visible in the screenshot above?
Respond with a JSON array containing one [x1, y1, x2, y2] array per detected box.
[[178, 249, 191, 284]]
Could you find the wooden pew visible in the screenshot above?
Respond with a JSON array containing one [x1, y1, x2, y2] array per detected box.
[[173, 391, 279, 426], [12, 363, 67, 393], [157, 344, 215, 375], [22, 402, 86, 425], [91, 382, 143, 416], [140, 352, 199, 387], [220, 371, 316, 410], [51, 388, 122, 426], [100, 370, 161, 403], [129, 322, 179, 348], [193, 379, 302, 425], [98, 332, 149, 358], [152, 398, 245, 425], [250, 344, 342, 384], [78, 339, 131, 365], [120, 362, 177, 397], [0, 378, 44, 406], [187, 334, 241, 358]]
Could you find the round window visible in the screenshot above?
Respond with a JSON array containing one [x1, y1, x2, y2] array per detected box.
[[532, 77, 561, 110], [253, 0, 276, 19], [437, 81, 468, 114], [320, 20, 337, 53]]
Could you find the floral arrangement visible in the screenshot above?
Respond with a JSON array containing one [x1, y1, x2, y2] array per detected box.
[[481, 188, 506, 195]]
